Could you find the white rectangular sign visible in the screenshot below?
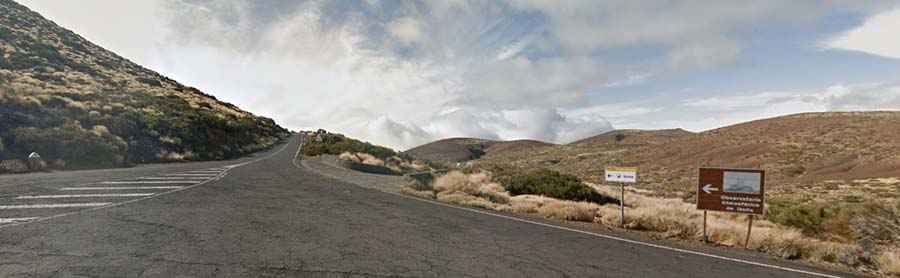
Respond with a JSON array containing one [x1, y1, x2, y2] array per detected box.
[[605, 167, 637, 183]]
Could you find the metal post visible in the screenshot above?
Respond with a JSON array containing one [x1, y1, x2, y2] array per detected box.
[[703, 210, 708, 243], [620, 183, 625, 228], [745, 214, 754, 249]]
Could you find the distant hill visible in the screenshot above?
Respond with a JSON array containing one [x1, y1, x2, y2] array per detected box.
[[404, 137, 554, 164], [0, 0, 288, 170], [477, 112, 900, 195], [569, 128, 695, 147]]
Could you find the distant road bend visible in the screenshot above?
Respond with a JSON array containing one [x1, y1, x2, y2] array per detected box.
[[0, 135, 855, 277]]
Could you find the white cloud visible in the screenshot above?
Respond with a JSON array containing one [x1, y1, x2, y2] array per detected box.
[[387, 17, 423, 45], [668, 38, 741, 70], [145, 0, 624, 149], [16, 0, 164, 65], [20, 0, 896, 150], [148, 0, 897, 149], [826, 8, 900, 59], [669, 83, 900, 131]]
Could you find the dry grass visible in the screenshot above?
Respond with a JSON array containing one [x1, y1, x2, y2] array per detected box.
[[405, 174, 877, 273], [158, 151, 194, 162], [339, 152, 431, 174], [534, 200, 600, 222], [90, 125, 109, 136], [400, 159, 429, 171], [338, 152, 357, 162], [338, 152, 385, 166], [423, 172, 604, 222], [434, 171, 510, 205], [878, 249, 900, 276]]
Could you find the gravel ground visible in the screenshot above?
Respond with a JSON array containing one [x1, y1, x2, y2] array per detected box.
[[299, 154, 407, 193]]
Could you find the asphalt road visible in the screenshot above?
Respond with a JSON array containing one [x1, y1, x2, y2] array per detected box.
[[0, 135, 856, 277]]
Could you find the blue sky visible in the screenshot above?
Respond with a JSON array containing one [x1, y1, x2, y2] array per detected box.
[[18, 0, 900, 149]]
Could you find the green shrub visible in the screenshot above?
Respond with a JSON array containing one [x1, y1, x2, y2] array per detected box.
[[302, 133, 396, 159], [767, 200, 833, 237], [0, 66, 289, 170], [10, 123, 127, 169], [767, 198, 900, 242], [499, 168, 617, 205]]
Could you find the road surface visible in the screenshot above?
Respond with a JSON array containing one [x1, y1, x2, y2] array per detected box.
[[0, 136, 855, 277]]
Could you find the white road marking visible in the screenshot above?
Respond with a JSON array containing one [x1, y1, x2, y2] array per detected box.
[[187, 171, 222, 174], [0, 217, 39, 224], [389, 192, 843, 278], [164, 174, 218, 177], [0, 203, 111, 209], [61, 186, 184, 191], [0, 139, 291, 230], [138, 177, 210, 180], [100, 181, 198, 184], [16, 193, 155, 199]]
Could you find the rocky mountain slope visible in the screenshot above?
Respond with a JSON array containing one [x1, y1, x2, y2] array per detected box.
[[0, 0, 288, 170], [404, 137, 553, 165], [569, 128, 694, 147], [478, 112, 900, 197]]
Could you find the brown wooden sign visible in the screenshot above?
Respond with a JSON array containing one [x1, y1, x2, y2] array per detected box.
[[697, 168, 765, 215]]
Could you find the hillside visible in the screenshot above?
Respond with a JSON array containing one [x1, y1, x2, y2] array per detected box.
[[478, 112, 900, 197], [0, 0, 288, 170], [570, 128, 694, 147], [404, 137, 554, 164]]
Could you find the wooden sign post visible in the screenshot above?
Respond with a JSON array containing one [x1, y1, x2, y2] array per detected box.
[[697, 168, 765, 248]]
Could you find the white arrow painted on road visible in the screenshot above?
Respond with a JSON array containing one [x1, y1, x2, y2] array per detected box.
[[702, 184, 719, 194]]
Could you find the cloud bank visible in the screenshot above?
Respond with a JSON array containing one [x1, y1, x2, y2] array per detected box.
[[601, 82, 900, 132], [26, 0, 894, 150], [827, 7, 900, 59]]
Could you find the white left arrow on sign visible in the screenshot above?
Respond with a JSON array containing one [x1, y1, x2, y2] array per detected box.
[[702, 184, 719, 194]]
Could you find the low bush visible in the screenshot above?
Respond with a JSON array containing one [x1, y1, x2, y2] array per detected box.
[[499, 169, 616, 204], [767, 198, 900, 243], [434, 171, 510, 206], [534, 199, 600, 222], [413, 171, 603, 223], [339, 152, 385, 166], [404, 173, 898, 275], [0, 159, 29, 173], [10, 122, 127, 169], [767, 200, 835, 237], [302, 133, 396, 159], [0, 87, 288, 169]]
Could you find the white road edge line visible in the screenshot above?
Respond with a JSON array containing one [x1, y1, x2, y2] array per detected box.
[[0, 139, 292, 229], [138, 177, 210, 180], [0, 203, 112, 209], [389, 192, 843, 278], [164, 174, 219, 177], [61, 186, 185, 191], [0, 217, 39, 224], [100, 181, 199, 184], [291, 140, 842, 278], [16, 193, 155, 199]]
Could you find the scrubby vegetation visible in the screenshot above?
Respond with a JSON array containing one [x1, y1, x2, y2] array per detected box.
[[768, 197, 900, 244], [0, 1, 289, 171], [339, 151, 432, 174], [498, 168, 615, 204], [402, 170, 900, 276], [403, 170, 616, 218], [301, 133, 396, 159]]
